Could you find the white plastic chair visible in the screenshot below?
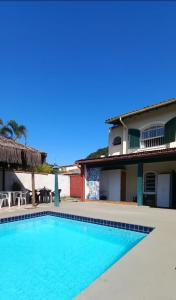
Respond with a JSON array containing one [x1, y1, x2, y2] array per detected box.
[[16, 191, 27, 206], [0, 193, 8, 208], [20, 192, 27, 205]]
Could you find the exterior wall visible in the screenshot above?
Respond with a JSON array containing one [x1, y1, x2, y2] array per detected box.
[[108, 126, 123, 156], [83, 161, 176, 203], [126, 161, 176, 201], [100, 169, 121, 201], [126, 165, 137, 201], [0, 171, 70, 197], [109, 104, 176, 156], [143, 161, 176, 173], [85, 168, 121, 201]]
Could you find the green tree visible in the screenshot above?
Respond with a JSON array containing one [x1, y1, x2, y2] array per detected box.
[[34, 163, 53, 174], [0, 119, 27, 144], [7, 120, 27, 144], [0, 119, 13, 138], [86, 147, 108, 159]]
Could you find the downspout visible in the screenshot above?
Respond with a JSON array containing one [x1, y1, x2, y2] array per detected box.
[[119, 117, 128, 154], [119, 117, 127, 129]]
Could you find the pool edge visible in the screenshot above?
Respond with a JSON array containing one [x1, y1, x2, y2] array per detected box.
[[0, 210, 154, 234]]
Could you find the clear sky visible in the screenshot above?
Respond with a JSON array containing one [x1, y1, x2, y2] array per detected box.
[[0, 1, 176, 165]]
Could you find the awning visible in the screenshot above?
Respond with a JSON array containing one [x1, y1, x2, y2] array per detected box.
[[0, 136, 46, 168]]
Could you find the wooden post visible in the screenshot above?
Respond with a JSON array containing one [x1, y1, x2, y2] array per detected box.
[[137, 162, 143, 206], [2, 167, 5, 190], [31, 171, 36, 207]]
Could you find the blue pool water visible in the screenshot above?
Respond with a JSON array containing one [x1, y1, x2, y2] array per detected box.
[[0, 216, 146, 300]]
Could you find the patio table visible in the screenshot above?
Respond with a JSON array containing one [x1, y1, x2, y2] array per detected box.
[[37, 188, 52, 203]]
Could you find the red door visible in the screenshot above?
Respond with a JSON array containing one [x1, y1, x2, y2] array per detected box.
[[70, 175, 82, 198]]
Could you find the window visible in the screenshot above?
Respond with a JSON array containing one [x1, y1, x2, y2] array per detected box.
[[144, 172, 156, 194], [128, 129, 140, 149], [113, 136, 121, 145], [141, 126, 164, 148]]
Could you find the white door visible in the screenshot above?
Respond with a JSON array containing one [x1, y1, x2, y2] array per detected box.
[[157, 174, 170, 208]]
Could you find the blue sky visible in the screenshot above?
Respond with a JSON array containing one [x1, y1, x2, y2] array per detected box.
[[0, 1, 176, 165]]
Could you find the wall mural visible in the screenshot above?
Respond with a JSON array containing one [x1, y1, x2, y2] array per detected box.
[[87, 168, 100, 200]]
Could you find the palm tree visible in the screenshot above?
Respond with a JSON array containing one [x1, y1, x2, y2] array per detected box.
[[0, 126, 13, 138], [0, 119, 13, 138], [7, 120, 27, 144], [0, 119, 27, 144]]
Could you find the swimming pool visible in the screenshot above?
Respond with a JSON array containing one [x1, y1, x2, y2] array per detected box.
[[0, 214, 148, 300]]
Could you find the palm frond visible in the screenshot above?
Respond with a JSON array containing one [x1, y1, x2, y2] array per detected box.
[[0, 126, 13, 138], [8, 120, 19, 133], [18, 125, 27, 137]]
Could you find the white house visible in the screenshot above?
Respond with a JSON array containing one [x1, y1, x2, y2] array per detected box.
[[76, 98, 176, 208]]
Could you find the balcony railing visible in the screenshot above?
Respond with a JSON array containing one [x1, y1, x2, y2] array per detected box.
[[141, 136, 165, 148]]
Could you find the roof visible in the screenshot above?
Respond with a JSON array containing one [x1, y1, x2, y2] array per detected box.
[[61, 171, 81, 176], [106, 98, 176, 125], [0, 136, 46, 168], [76, 147, 176, 167], [59, 164, 77, 168]]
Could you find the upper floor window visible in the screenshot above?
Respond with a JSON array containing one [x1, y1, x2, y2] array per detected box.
[[113, 136, 121, 146], [141, 126, 164, 148]]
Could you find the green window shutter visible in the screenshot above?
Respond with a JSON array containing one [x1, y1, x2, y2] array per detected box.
[[128, 128, 140, 149], [164, 117, 176, 143]]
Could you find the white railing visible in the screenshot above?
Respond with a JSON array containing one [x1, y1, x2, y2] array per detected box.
[[141, 136, 164, 148]]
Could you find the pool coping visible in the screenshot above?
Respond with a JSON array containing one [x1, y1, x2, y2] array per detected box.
[[0, 210, 154, 234]]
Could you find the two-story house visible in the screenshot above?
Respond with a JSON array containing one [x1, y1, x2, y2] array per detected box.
[[76, 98, 176, 208]]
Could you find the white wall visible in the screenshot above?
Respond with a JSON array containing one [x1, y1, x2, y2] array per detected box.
[[100, 169, 121, 201], [126, 165, 137, 201], [108, 126, 123, 156], [109, 104, 176, 156], [0, 171, 70, 197]]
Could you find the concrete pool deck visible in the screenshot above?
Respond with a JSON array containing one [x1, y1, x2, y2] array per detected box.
[[0, 201, 176, 300]]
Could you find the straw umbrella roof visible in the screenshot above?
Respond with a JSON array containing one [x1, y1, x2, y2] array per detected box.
[[0, 136, 46, 168]]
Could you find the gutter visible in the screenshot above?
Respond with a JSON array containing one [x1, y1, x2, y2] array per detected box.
[[119, 117, 127, 129]]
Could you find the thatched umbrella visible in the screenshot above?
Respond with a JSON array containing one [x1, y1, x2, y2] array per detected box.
[[0, 136, 47, 206]]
